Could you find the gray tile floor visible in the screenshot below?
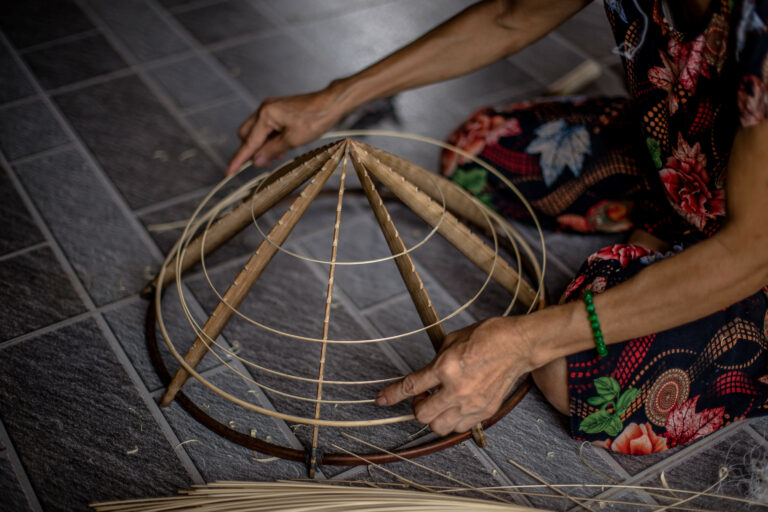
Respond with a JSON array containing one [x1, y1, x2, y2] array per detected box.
[[1, 1, 767, 510]]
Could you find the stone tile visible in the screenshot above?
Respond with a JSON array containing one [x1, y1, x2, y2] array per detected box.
[[427, 59, 537, 111], [0, 246, 86, 341], [299, 214, 411, 311], [554, 2, 617, 60], [367, 442, 508, 498], [481, 388, 628, 510], [186, 97, 247, 159], [0, 455, 31, 512], [0, 170, 44, 256], [161, 369, 304, 481], [0, 44, 36, 104], [214, 33, 337, 99], [0, 319, 190, 509], [85, 0, 189, 62], [103, 291, 223, 393], [184, 252, 411, 416], [173, 0, 274, 45], [0, 100, 69, 161], [393, 206, 526, 321], [0, 0, 94, 49], [265, 0, 387, 24], [749, 416, 768, 441], [366, 290, 476, 373], [509, 34, 587, 87], [293, 1, 469, 77], [22, 33, 128, 90], [54, 75, 221, 210], [149, 56, 233, 109], [15, 149, 157, 306], [637, 433, 767, 510]]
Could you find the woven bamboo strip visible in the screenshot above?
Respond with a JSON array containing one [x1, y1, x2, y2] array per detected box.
[[359, 142, 538, 305], [159, 144, 345, 407], [350, 156, 446, 350], [349, 141, 535, 307], [153, 141, 343, 290]]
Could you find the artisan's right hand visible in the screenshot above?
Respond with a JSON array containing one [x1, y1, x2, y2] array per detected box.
[[226, 87, 348, 175]]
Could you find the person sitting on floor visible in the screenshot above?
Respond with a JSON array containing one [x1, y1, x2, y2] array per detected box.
[[226, 0, 768, 455]]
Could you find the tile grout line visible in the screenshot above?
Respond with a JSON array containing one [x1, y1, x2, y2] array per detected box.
[[142, 0, 260, 110], [0, 419, 43, 512], [92, 313, 206, 484], [0, 293, 148, 353], [0, 242, 49, 264], [0, 30, 211, 484], [744, 424, 768, 448], [15, 28, 101, 55], [2, 147, 205, 484], [7, 143, 76, 166], [0, 31, 166, 266], [73, 0, 227, 170]]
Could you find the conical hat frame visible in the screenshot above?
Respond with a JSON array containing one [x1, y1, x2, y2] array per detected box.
[[145, 130, 547, 470]]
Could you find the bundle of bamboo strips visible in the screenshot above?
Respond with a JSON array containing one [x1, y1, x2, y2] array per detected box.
[[90, 481, 540, 512]]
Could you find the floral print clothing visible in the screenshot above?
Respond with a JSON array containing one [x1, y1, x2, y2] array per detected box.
[[441, 0, 768, 454]]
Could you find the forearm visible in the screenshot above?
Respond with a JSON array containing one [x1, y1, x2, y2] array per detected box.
[[527, 230, 767, 368], [327, 0, 589, 115]]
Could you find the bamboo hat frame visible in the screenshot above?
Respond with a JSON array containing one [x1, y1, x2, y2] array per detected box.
[[144, 131, 548, 474]]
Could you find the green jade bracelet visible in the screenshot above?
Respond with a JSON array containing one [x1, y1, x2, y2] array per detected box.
[[583, 289, 608, 358]]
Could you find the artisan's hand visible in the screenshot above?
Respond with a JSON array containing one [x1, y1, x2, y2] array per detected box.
[[376, 317, 536, 436], [226, 88, 347, 175]]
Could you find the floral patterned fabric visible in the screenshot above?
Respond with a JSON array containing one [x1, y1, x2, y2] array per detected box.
[[441, 0, 768, 454]]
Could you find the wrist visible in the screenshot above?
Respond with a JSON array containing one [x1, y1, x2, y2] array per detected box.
[[516, 301, 594, 369]]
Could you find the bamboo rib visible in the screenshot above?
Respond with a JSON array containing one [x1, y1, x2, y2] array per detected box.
[[309, 144, 350, 476], [350, 156, 446, 350], [349, 141, 536, 307], [360, 142, 539, 307], [152, 141, 343, 291], [159, 144, 345, 407]]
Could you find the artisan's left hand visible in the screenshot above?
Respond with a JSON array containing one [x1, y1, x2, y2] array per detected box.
[[376, 316, 537, 435]]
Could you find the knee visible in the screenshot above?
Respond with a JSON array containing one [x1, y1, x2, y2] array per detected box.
[[532, 358, 570, 416]]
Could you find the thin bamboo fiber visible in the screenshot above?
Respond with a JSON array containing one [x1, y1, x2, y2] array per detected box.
[[160, 144, 345, 406], [153, 141, 343, 290], [350, 141, 536, 307], [309, 144, 351, 475], [90, 482, 540, 512]]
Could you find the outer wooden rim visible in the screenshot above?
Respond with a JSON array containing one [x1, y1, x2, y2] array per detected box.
[[146, 300, 531, 465]]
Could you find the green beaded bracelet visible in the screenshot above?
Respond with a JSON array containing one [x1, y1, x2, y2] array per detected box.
[[583, 289, 608, 357]]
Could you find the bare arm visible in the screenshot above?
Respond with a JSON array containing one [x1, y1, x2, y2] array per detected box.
[[378, 121, 768, 435], [226, 0, 590, 174]]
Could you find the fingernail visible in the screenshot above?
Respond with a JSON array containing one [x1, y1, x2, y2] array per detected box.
[[376, 395, 388, 406], [254, 156, 267, 167]]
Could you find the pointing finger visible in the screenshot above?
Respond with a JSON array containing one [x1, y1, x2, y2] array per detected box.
[[376, 366, 440, 407]]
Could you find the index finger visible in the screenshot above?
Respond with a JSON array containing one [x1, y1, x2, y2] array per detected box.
[[226, 119, 278, 175], [376, 366, 440, 407]]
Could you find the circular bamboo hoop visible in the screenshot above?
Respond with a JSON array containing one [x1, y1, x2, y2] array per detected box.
[[147, 132, 548, 463]]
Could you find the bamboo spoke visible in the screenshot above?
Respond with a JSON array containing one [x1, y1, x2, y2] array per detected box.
[[349, 141, 535, 307], [350, 154, 445, 351], [309, 143, 350, 477], [152, 140, 344, 291], [159, 144, 346, 407], [344, 139, 543, 311]]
